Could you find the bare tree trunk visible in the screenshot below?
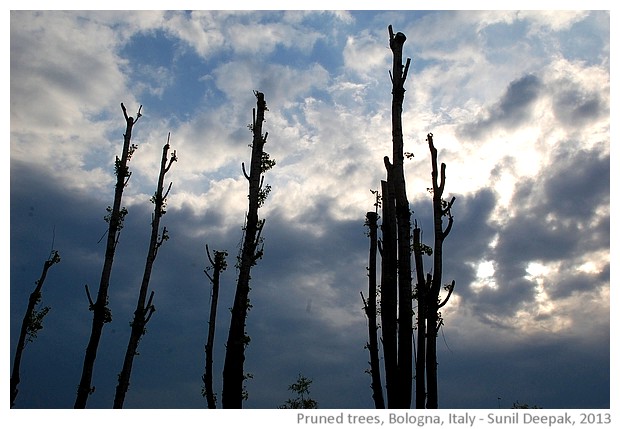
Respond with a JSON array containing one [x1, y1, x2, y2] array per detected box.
[[75, 103, 141, 408], [362, 210, 385, 409], [388, 25, 413, 409], [379, 178, 398, 407], [413, 225, 428, 409], [424, 133, 455, 409], [203, 246, 227, 409], [425, 305, 439, 409], [222, 91, 273, 408], [113, 136, 176, 408], [10, 250, 60, 408]]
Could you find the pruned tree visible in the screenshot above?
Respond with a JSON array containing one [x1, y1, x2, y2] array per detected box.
[[202, 245, 228, 409], [75, 102, 141, 408], [379, 177, 398, 406], [412, 133, 456, 409], [388, 25, 414, 409], [422, 132, 455, 409], [222, 91, 275, 408], [367, 26, 456, 410], [113, 134, 177, 408], [10, 249, 60, 408], [361, 189, 385, 408], [371, 25, 414, 409]]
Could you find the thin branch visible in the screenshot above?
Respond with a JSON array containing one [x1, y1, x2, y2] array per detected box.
[[242, 162, 250, 181], [360, 291, 369, 316], [442, 196, 456, 217], [439, 163, 446, 195], [438, 280, 455, 309], [205, 244, 216, 267], [162, 182, 173, 201], [402, 58, 411, 83], [144, 291, 156, 324], [442, 215, 454, 240], [85, 284, 95, 308]]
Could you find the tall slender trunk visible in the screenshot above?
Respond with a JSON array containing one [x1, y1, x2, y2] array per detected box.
[[425, 307, 439, 409], [363, 210, 385, 409], [10, 250, 60, 408], [203, 246, 227, 409], [75, 103, 141, 408], [425, 133, 455, 409], [413, 226, 427, 409], [222, 92, 271, 409], [388, 25, 413, 409], [380, 178, 398, 407], [113, 138, 176, 408]]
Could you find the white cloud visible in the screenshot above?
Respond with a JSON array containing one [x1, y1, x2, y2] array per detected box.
[[519, 10, 590, 34], [227, 21, 323, 55], [162, 11, 228, 59], [342, 30, 390, 79]]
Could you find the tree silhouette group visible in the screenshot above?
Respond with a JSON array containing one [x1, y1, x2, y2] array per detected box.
[[11, 25, 456, 409]]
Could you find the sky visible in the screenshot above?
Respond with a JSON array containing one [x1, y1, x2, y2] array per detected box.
[[7, 5, 613, 416]]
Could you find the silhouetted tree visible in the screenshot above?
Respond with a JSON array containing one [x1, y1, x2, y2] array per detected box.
[[367, 26, 456, 410], [278, 374, 318, 409], [388, 25, 414, 409], [202, 245, 228, 409], [113, 134, 177, 408], [372, 25, 413, 409], [379, 177, 398, 406], [10, 249, 60, 408], [412, 133, 456, 409], [361, 191, 385, 409], [222, 91, 275, 408], [75, 102, 141, 408]]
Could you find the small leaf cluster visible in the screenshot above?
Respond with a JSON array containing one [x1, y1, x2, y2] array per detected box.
[[260, 151, 276, 173], [413, 242, 433, 256], [26, 292, 50, 343], [258, 184, 271, 208], [104, 206, 129, 230]]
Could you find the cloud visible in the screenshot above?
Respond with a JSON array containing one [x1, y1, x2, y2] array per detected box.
[[10, 11, 132, 131], [161, 11, 228, 59], [342, 30, 390, 80], [519, 10, 590, 34], [460, 145, 610, 330], [545, 59, 610, 129], [458, 74, 542, 139]]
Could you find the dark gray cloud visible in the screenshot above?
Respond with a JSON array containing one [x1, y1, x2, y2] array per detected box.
[[458, 74, 542, 140], [405, 142, 610, 332], [10, 143, 610, 410], [543, 146, 610, 222], [551, 87, 606, 128], [13, 149, 609, 410], [461, 144, 610, 325], [458, 63, 609, 143], [10, 159, 373, 409], [494, 146, 609, 264]]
